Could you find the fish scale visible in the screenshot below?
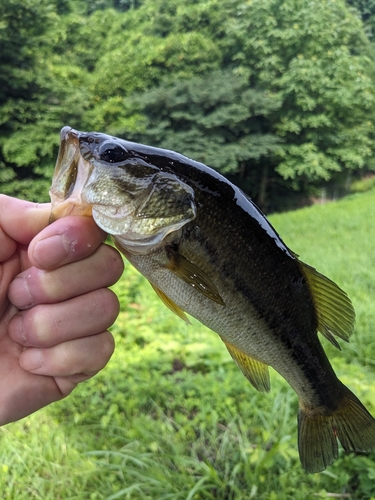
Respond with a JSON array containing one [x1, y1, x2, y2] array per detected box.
[[50, 126, 375, 474]]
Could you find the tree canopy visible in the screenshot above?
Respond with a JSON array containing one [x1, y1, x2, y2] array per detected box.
[[1, 0, 375, 210]]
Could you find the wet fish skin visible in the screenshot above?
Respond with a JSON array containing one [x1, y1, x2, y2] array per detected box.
[[50, 126, 375, 473]]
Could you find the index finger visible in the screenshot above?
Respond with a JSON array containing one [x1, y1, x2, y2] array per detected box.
[[28, 215, 108, 270]]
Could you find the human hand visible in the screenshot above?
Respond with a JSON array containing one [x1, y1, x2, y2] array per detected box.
[[0, 195, 123, 425]]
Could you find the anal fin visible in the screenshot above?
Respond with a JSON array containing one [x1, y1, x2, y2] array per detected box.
[[222, 339, 270, 392], [149, 282, 191, 324]]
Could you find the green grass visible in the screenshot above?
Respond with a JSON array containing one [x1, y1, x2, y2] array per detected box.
[[2, 191, 375, 499]]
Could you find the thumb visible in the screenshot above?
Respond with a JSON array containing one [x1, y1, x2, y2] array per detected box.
[[0, 195, 50, 245]]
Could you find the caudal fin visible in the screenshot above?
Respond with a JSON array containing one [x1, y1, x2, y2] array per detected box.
[[298, 387, 375, 473]]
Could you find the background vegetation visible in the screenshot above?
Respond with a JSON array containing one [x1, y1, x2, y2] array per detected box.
[[1, 0, 375, 210], [1, 0, 375, 498], [1, 190, 375, 499]]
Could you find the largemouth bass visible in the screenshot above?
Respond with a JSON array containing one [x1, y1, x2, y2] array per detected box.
[[50, 126, 375, 473]]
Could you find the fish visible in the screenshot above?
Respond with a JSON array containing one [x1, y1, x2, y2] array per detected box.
[[50, 126, 375, 473]]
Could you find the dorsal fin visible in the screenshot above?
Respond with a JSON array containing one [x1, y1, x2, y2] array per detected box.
[[299, 262, 355, 349], [149, 282, 191, 324], [222, 339, 270, 392]]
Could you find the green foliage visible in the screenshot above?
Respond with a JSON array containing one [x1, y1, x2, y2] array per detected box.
[[0, 0, 54, 104], [0, 0, 92, 201], [85, 7, 223, 130], [129, 70, 282, 174], [347, 0, 375, 40], [1, 0, 375, 207], [0, 0, 57, 199], [224, 0, 375, 189], [350, 175, 375, 193], [84, 0, 143, 14], [86, 0, 375, 208]]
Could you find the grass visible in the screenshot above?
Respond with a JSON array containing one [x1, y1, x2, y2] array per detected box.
[[1, 190, 375, 499]]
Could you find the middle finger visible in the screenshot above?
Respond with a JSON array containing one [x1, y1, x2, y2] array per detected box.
[[9, 288, 119, 348], [8, 244, 124, 310]]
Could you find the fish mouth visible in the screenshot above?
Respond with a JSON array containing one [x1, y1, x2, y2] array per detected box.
[[49, 126, 93, 222]]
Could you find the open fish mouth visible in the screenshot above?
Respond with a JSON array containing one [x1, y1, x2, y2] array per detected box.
[[49, 127, 93, 222]]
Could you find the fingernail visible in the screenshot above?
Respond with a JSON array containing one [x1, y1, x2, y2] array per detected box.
[[8, 314, 27, 345], [8, 275, 33, 310], [33, 233, 72, 268], [20, 348, 43, 371]]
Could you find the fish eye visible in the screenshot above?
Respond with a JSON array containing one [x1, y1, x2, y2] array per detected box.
[[98, 141, 128, 163]]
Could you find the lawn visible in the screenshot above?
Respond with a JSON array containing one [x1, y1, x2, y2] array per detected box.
[[1, 191, 375, 499]]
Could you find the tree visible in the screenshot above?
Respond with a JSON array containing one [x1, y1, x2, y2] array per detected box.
[[84, 3, 223, 131], [1, 0, 375, 208], [222, 0, 375, 192], [128, 70, 282, 208], [0, 1, 100, 200], [112, 0, 375, 208], [0, 0, 64, 199], [347, 0, 375, 40]]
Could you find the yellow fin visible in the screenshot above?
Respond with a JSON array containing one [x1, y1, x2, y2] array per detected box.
[[149, 281, 191, 324], [222, 339, 270, 392], [166, 249, 225, 306], [300, 262, 355, 349]]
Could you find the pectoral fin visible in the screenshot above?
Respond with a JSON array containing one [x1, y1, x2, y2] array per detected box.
[[166, 249, 225, 306], [222, 339, 270, 392], [149, 282, 191, 324], [300, 262, 355, 350]]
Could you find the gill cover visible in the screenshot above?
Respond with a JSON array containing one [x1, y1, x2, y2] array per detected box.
[[87, 167, 197, 254]]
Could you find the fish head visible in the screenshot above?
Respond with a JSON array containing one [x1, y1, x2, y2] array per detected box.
[[50, 127, 196, 253]]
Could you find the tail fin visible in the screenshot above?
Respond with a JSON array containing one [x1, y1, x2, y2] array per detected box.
[[298, 387, 375, 473]]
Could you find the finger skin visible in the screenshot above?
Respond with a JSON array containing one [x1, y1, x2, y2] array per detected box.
[[0, 345, 64, 424], [0, 227, 17, 264], [19, 330, 115, 377], [9, 288, 120, 347], [0, 332, 115, 424], [8, 243, 124, 310], [28, 215, 107, 270]]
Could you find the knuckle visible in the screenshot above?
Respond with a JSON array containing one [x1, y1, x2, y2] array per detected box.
[[37, 268, 62, 303], [17, 307, 48, 347]]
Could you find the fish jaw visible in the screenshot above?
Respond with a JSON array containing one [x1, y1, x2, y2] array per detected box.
[[49, 127, 93, 221]]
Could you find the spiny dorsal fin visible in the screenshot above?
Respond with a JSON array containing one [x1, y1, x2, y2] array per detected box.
[[166, 249, 225, 306], [222, 339, 270, 392], [300, 262, 355, 349], [149, 282, 191, 324]]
